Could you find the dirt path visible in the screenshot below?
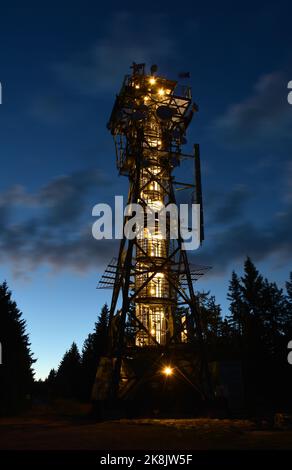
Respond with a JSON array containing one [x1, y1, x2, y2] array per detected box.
[[0, 416, 292, 450]]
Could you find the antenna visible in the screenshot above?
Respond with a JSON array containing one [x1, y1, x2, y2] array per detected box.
[[194, 143, 204, 243]]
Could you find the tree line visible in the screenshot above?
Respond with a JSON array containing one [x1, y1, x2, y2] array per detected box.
[[45, 304, 109, 402], [1, 257, 292, 414]]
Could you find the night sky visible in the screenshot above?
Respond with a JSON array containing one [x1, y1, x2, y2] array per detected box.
[[0, 1, 292, 379]]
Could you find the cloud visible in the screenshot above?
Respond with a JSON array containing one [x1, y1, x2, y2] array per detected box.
[[0, 169, 117, 276], [1, 169, 292, 279], [198, 66, 292, 275], [0, 185, 36, 207], [191, 160, 292, 275], [194, 200, 292, 275], [38, 170, 109, 225], [212, 71, 292, 147], [208, 184, 251, 225], [53, 12, 176, 95]]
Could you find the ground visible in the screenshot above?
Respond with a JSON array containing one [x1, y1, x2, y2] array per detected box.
[[0, 405, 292, 450]]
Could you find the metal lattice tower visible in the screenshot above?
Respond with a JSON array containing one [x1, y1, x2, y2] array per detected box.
[[93, 63, 212, 406]]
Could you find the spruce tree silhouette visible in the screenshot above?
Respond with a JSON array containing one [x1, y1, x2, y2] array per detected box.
[[285, 272, 292, 337], [262, 279, 287, 354], [45, 368, 57, 400], [54, 342, 82, 399], [198, 292, 224, 342], [197, 291, 233, 361], [286, 272, 292, 302], [240, 257, 266, 358], [0, 281, 35, 415], [225, 258, 292, 410], [227, 260, 292, 353], [47, 368, 57, 384], [81, 304, 109, 400], [227, 271, 245, 337]]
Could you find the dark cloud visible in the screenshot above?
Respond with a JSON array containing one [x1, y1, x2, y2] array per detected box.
[[1, 169, 292, 279], [38, 170, 109, 225], [212, 71, 292, 147], [0, 184, 35, 206], [196, 71, 292, 274], [2, 167, 291, 278], [207, 184, 251, 225], [194, 200, 292, 275], [3, 61, 292, 279], [189, 158, 292, 275], [0, 169, 116, 276]]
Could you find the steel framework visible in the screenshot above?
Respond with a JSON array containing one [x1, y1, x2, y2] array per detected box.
[[93, 63, 212, 406]]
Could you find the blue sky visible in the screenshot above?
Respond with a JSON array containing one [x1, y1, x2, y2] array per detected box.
[[0, 1, 292, 379]]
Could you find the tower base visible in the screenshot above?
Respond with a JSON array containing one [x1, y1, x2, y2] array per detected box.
[[92, 345, 213, 418]]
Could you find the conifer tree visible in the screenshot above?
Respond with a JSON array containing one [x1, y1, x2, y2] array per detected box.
[[286, 272, 292, 302], [284, 272, 292, 336], [261, 279, 287, 353], [240, 257, 264, 317], [80, 304, 109, 399], [239, 257, 266, 353], [198, 292, 223, 341], [0, 281, 35, 414], [226, 271, 244, 335], [54, 342, 81, 399]]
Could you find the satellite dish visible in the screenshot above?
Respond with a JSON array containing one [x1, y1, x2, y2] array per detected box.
[[123, 104, 135, 116], [156, 106, 174, 121], [139, 104, 148, 113], [131, 104, 148, 121], [132, 110, 146, 121]]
